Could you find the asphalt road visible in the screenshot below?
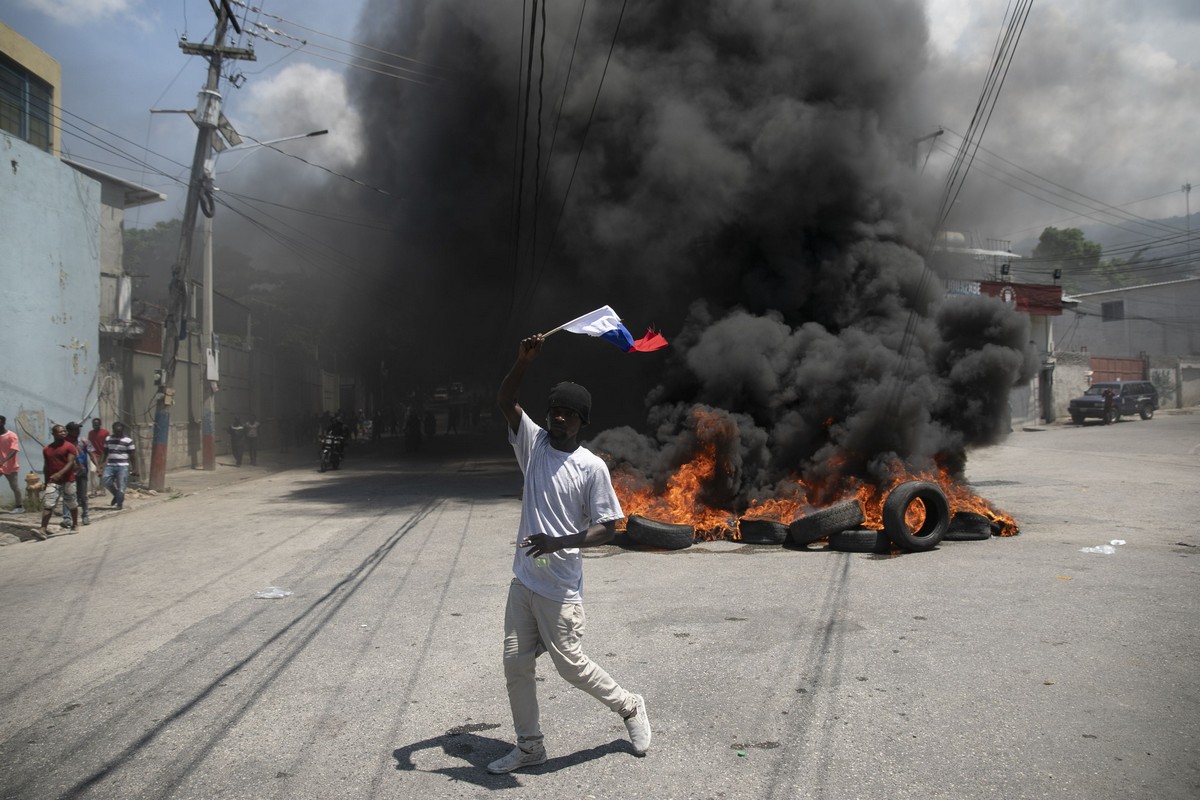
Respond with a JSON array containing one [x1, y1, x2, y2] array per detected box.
[[0, 412, 1197, 800]]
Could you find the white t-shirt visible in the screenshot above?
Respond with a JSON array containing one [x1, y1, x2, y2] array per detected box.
[[509, 411, 623, 604]]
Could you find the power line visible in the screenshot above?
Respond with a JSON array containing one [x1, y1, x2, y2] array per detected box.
[[516, 0, 628, 324], [244, 22, 443, 86], [936, 128, 1184, 239], [230, 0, 447, 73], [237, 133, 392, 195]]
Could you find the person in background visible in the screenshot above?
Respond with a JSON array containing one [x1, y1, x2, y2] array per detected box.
[[102, 421, 136, 510], [87, 418, 108, 497], [38, 424, 78, 540], [228, 417, 246, 466], [245, 415, 260, 466], [487, 333, 651, 774], [63, 422, 97, 526], [0, 415, 23, 513]]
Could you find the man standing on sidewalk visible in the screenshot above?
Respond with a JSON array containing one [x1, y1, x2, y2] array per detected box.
[[101, 421, 136, 510], [37, 424, 78, 540], [0, 415, 23, 513], [488, 333, 651, 775]]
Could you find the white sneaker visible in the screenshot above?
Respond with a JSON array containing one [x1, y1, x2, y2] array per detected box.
[[486, 744, 547, 774], [623, 694, 651, 755], [7, 507, 24, 514]]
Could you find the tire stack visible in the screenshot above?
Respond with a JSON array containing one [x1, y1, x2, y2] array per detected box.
[[624, 480, 995, 554], [785, 481, 963, 554]]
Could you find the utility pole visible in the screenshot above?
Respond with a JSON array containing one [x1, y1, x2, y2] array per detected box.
[[149, 0, 254, 490]]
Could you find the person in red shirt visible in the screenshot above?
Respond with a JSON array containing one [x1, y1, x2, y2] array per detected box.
[[37, 424, 78, 540], [87, 418, 108, 496]]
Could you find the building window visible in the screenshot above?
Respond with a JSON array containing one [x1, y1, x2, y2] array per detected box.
[[0, 54, 53, 152], [1101, 300, 1124, 322]]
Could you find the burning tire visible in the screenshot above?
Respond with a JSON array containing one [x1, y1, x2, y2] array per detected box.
[[625, 514, 694, 550], [944, 511, 993, 541], [827, 528, 890, 553], [737, 519, 789, 545], [882, 481, 949, 552], [787, 500, 865, 546]]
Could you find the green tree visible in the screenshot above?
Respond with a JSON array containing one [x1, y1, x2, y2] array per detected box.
[[1032, 226, 1102, 292], [125, 220, 185, 306]]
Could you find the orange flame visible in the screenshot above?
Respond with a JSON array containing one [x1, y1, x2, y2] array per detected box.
[[613, 441, 737, 538], [611, 416, 1019, 539]]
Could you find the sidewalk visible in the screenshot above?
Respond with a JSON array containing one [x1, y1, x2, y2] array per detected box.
[[0, 446, 313, 547]]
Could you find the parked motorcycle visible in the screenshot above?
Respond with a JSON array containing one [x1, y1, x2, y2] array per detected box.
[[319, 434, 344, 472]]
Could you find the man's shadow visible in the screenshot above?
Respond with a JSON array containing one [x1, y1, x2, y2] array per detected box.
[[392, 723, 633, 786]]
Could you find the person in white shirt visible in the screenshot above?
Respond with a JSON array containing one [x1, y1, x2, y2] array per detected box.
[[487, 333, 651, 775], [101, 421, 137, 510]]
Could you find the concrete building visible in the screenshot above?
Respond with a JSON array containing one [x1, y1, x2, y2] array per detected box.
[[1061, 276, 1200, 359], [1, 22, 164, 505]]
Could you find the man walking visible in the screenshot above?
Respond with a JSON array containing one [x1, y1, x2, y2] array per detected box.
[[87, 418, 108, 497], [63, 422, 96, 526], [102, 421, 136, 510], [228, 417, 246, 466], [0, 415, 23, 513], [38, 424, 79, 539], [245, 415, 260, 465], [488, 333, 650, 775]]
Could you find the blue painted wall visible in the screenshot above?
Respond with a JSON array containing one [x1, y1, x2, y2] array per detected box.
[[0, 134, 100, 492]]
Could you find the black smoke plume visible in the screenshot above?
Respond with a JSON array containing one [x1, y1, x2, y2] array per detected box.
[[338, 0, 1037, 508]]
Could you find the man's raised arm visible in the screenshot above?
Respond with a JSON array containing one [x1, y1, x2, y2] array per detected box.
[[497, 334, 544, 434]]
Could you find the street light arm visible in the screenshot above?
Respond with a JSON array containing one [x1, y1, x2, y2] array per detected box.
[[216, 129, 330, 175], [236, 129, 330, 150]]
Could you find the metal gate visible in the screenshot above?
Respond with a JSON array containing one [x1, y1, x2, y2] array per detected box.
[[1090, 356, 1146, 383]]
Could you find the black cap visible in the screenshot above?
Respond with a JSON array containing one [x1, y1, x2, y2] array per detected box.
[[548, 381, 591, 425]]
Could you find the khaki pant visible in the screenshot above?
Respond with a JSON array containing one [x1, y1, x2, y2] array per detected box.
[[42, 480, 77, 511], [502, 578, 635, 746]]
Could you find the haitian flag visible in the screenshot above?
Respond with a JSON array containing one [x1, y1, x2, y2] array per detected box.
[[552, 305, 668, 352]]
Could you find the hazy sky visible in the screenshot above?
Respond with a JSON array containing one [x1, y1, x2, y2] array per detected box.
[[6, 0, 1199, 253]]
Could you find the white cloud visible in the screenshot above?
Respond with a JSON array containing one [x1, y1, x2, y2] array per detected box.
[[21, 0, 134, 25]]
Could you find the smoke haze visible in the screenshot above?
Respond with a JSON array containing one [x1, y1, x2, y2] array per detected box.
[[293, 0, 1040, 508]]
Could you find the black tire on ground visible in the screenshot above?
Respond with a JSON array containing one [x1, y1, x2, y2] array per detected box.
[[882, 481, 949, 552], [1139, 404, 1154, 420], [827, 528, 891, 553], [944, 511, 993, 541], [626, 515, 695, 550], [1070, 412, 1084, 424], [737, 518, 789, 545], [788, 500, 865, 546]]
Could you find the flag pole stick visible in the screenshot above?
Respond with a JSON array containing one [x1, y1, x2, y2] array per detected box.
[[539, 324, 566, 338]]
